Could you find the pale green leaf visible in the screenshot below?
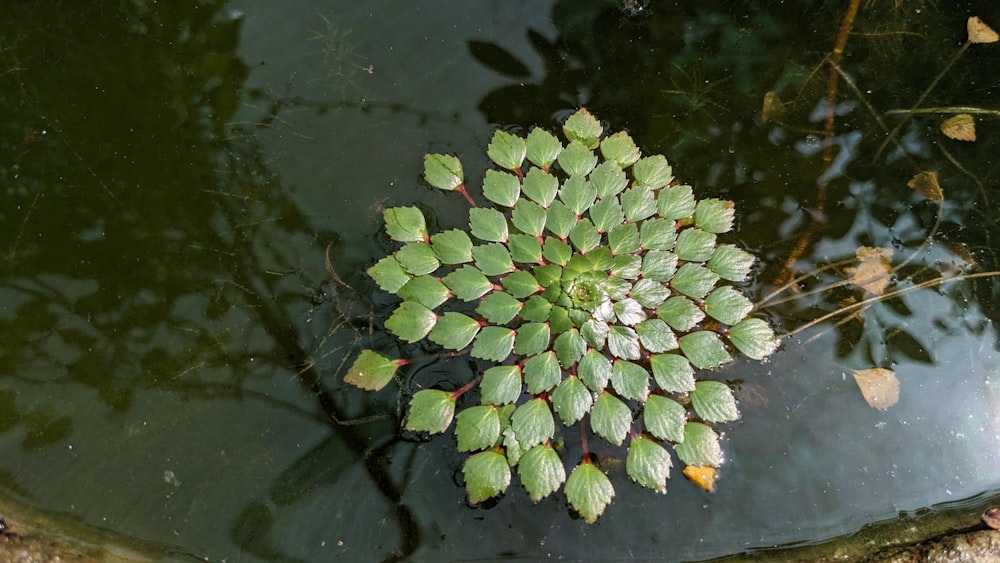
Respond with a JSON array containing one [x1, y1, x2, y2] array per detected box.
[[627, 435, 672, 493], [456, 404, 502, 452], [610, 255, 642, 279], [578, 349, 613, 392], [678, 331, 731, 370], [520, 295, 552, 322], [518, 444, 566, 501], [397, 275, 450, 309], [551, 376, 593, 425], [632, 155, 673, 189], [507, 233, 543, 265], [343, 350, 402, 391], [480, 365, 523, 405], [600, 130, 641, 167], [562, 108, 603, 148], [611, 360, 650, 402], [430, 229, 473, 264], [614, 298, 647, 326], [641, 250, 678, 282], [630, 278, 670, 309], [670, 263, 720, 299], [607, 325, 641, 360], [523, 351, 560, 394], [427, 312, 481, 350], [511, 199, 547, 237], [621, 186, 658, 222], [542, 236, 572, 266], [674, 422, 723, 467], [385, 301, 438, 343], [395, 242, 440, 276], [560, 176, 597, 216], [553, 328, 586, 368], [482, 169, 521, 208], [708, 244, 756, 281], [635, 318, 677, 353], [565, 462, 615, 524], [367, 256, 411, 293], [657, 184, 695, 220], [522, 167, 559, 207], [657, 296, 705, 332], [691, 381, 739, 423], [471, 326, 515, 362], [546, 201, 578, 239], [640, 218, 677, 251], [643, 395, 686, 442], [423, 153, 464, 191], [694, 198, 736, 234], [487, 129, 527, 171], [526, 127, 563, 169], [608, 222, 640, 255], [515, 323, 552, 356], [472, 243, 515, 276], [500, 269, 541, 298], [704, 286, 754, 326], [469, 207, 509, 243], [463, 450, 511, 504], [728, 318, 779, 360], [405, 389, 456, 434], [581, 318, 609, 349], [383, 206, 427, 242], [476, 291, 522, 324], [442, 265, 493, 301], [589, 196, 624, 233], [674, 228, 717, 262], [589, 161, 628, 199], [511, 397, 555, 449], [591, 391, 632, 445], [649, 353, 696, 392]]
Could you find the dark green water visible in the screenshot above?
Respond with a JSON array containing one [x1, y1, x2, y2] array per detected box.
[[3, 1, 1000, 561]]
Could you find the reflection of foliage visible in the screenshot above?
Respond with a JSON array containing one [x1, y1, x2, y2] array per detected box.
[[345, 109, 777, 522]]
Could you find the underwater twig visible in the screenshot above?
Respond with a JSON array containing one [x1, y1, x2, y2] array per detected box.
[[936, 141, 988, 203], [885, 106, 1000, 117]]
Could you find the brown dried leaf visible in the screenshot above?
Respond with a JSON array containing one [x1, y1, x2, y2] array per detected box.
[[852, 368, 900, 410], [968, 16, 999, 44], [761, 91, 785, 123], [941, 114, 976, 142], [682, 465, 716, 492], [845, 246, 893, 296], [907, 170, 944, 203]]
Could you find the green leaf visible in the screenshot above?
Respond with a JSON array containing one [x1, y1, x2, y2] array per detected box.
[[607, 325, 641, 360], [430, 229, 473, 264], [704, 286, 754, 326], [526, 127, 563, 169], [691, 381, 739, 423], [397, 275, 450, 309], [630, 278, 670, 309], [511, 199, 547, 237], [515, 323, 552, 356], [405, 389, 456, 434], [608, 223, 640, 256], [657, 296, 705, 332], [520, 295, 552, 322], [423, 153, 464, 191], [518, 444, 566, 501], [591, 391, 632, 445], [610, 255, 642, 280], [589, 195, 624, 233], [480, 365, 523, 405], [641, 250, 678, 282], [708, 244, 756, 281], [621, 186, 658, 222], [569, 220, 602, 254], [506, 233, 542, 265], [427, 312, 481, 350], [674, 422, 723, 467], [611, 360, 650, 402], [640, 218, 676, 251], [678, 331, 731, 370], [670, 263, 720, 299], [501, 269, 541, 298], [565, 461, 615, 524], [482, 169, 520, 208], [476, 291, 522, 324], [551, 376, 593, 425], [343, 350, 402, 391], [643, 395, 686, 442], [694, 198, 736, 234], [559, 176, 596, 216], [471, 326, 515, 362], [511, 397, 555, 449], [463, 450, 511, 504], [578, 349, 613, 392], [383, 206, 427, 242], [633, 155, 673, 189], [523, 351, 561, 394], [522, 167, 559, 207], [562, 108, 603, 148], [469, 207, 509, 243], [553, 328, 586, 368], [728, 318, 779, 360], [657, 185, 695, 220], [581, 318, 609, 349], [395, 242, 440, 276], [627, 435, 672, 493], [557, 140, 598, 177], [589, 161, 628, 199], [600, 131, 641, 167], [385, 301, 438, 343], [472, 243, 515, 276], [674, 228, 717, 263], [367, 256, 411, 293], [456, 405, 502, 452], [442, 266, 493, 301], [546, 201, 578, 239], [542, 236, 573, 266], [635, 318, 677, 353], [487, 129, 527, 171], [649, 354, 696, 393], [532, 263, 563, 288], [548, 305, 574, 334], [613, 298, 647, 326]]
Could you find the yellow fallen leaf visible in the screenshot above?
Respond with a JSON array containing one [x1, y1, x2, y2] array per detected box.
[[968, 16, 999, 44], [852, 368, 900, 410], [906, 170, 944, 203], [682, 465, 716, 493], [941, 114, 976, 141], [845, 246, 893, 296]]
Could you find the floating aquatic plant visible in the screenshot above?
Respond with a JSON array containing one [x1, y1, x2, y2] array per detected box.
[[343, 109, 778, 523]]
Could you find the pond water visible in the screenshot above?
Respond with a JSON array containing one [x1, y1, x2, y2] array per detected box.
[[3, 1, 1000, 561]]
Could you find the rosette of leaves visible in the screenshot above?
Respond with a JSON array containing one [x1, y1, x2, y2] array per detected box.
[[344, 109, 778, 523]]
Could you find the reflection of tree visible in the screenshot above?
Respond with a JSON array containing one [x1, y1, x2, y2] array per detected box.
[[0, 1, 420, 560]]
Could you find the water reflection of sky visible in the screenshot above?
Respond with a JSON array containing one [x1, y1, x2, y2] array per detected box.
[[2, 1, 1000, 561]]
